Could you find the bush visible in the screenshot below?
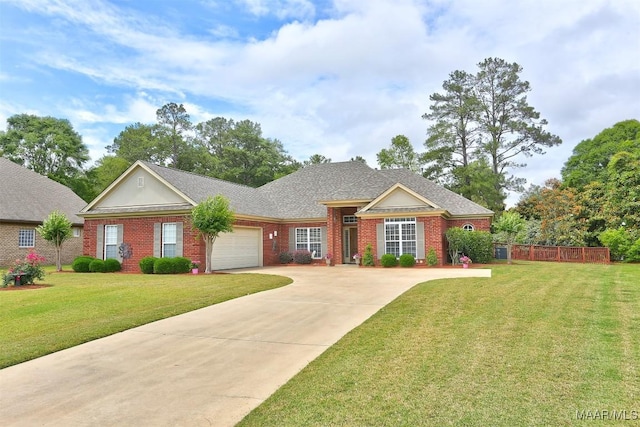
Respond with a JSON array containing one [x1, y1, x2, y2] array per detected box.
[[154, 258, 175, 274], [103, 258, 122, 272], [279, 252, 293, 264], [293, 250, 313, 264], [72, 256, 95, 273], [399, 253, 416, 267], [426, 248, 438, 266], [139, 256, 157, 274], [448, 228, 493, 264], [362, 244, 375, 267], [380, 253, 398, 268], [173, 257, 192, 274], [89, 259, 106, 273]]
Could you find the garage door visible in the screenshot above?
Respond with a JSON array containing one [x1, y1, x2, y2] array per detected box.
[[211, 227, 262, 270]]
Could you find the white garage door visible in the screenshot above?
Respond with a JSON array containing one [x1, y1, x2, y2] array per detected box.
[[211, 227, 262, 270]]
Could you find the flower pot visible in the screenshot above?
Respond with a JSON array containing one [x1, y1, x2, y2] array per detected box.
[[192, 268, 199, 274], [462, 263, 469, 269], [325, 259, 332, 266]]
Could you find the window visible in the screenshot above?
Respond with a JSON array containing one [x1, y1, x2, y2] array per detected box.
[[73, 227, 81, 238], [18, 229, 35, 248], [462, 223, 475, 231], [104, 225, 118, 259], [162, 223, 177, 257], [384, 218, 416, 257], [295, 227, 322, 258], [343, 215, 357, 224]]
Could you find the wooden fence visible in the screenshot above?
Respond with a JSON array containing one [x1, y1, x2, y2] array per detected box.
[[509, 244, 610, 264]]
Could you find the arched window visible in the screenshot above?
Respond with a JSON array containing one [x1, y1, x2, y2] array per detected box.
[[462, 223, 475, 231]]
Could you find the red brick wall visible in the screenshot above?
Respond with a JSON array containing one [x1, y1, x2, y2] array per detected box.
[[84, 216, 282, 272], [448, 218, 492, 232]]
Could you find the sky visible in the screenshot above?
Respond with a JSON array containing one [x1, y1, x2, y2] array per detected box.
[[1, 0, 639, 204]]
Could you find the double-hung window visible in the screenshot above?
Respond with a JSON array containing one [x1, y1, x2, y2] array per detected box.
[[162, 223, 177, 257], [295, 227, 322, 258], [384, 218, 417, 257], [104, 225, 118, 259], [18, 229, 35, 248]]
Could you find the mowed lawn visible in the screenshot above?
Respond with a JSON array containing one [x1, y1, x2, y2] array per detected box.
[[239, 262, 640, 427], [0, 271, 291, 369]]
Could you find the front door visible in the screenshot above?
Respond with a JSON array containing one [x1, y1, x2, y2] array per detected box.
[[343, 227, 358, 263]]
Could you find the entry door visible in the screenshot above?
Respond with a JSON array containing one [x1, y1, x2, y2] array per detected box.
[[343, 227, 358, 263]]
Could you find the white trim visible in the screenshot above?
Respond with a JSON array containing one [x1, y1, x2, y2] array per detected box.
[[359, 183, 441, 213], [18, 228, 35, 248]]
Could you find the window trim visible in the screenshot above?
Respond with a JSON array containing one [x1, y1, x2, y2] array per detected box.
[[18, 229, 35, 248], [384, 217, 417, 257], [295, 227, 323, 259], [162, 222, 177, 258], [343, 215, 357, 224], [104, 225, 118, 260], [462, 223, 475, 231]]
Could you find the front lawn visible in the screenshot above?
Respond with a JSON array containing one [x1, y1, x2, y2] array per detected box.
[[239, 262, 640, 426], [0, 271, 291, 368]]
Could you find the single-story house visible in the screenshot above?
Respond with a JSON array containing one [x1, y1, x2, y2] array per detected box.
[[79, 160, 493, 271], [0, 157, 85, 267]]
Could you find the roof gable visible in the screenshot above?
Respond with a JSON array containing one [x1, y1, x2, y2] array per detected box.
[[360, 183, 440, 213]]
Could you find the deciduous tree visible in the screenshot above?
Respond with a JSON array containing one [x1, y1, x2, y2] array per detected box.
[[36, 211, 73, 271], [376, 135, 421, 172], [191, 195, 235, 273]]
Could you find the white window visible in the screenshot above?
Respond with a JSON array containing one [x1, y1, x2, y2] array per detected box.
[[384, 218, 417, 257], [162, 223, 177, 257], [343, 215, 357, 224], [18, 229, 35, 248], [104, 225, 118, 260], [295, 227, 322, 258], [73, 227, 81, 238], [462, 223, 475, 231]]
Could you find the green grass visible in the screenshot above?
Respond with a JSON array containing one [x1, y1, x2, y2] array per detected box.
[[239, 262, 640, 427], [0, 269, 291, 368]]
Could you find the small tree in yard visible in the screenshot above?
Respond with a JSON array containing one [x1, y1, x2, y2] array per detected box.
[[494, 211, 526, 264], [36, 210, 72, 271], [191, 195, 235, 273]]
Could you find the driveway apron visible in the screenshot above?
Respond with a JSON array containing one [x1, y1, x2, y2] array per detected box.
[[0, 266, 490, 426]]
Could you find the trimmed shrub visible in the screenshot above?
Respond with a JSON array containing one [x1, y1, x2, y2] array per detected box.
[[293, 250, 313, 264], [426, 248, 438, 266], [139, 256, 157, 274], [399, 253, 416, 267], [103, 258, 122, 272], [154, 258, 175, 274], [464, 231, 494, 264], [72, 256, 95, 272], [89, 259, 106, 273], [380, 253, 398, 268], [362, 244, 375, 267], [279, 252, 293, 264], [173, 257, 192, 274]]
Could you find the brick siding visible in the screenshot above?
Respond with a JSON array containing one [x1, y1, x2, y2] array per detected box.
[[0, 222, 83, 268]]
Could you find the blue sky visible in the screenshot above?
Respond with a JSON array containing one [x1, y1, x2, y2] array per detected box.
[[1, 0, 639, 203]]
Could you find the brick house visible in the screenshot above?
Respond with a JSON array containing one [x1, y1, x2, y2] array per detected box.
[[0, 157, 85, 267], [79, 160, 493, 271]]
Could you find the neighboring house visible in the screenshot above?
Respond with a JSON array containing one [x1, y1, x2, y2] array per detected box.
[[79, 160, 493, 271], [0, 157, 85, 267]]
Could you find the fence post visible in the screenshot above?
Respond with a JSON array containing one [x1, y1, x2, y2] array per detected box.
[[582, 247, 586, 263], [529, 245, 534, 261], [557, 247, 560, 262]]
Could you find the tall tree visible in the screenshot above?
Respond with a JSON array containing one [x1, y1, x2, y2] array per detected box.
[[0, 114, 89, 183], [155, 103, 192, 168], [108, 123, 165, 164], [475, 58, 562, 190], [376, 135, 421, 172], [304, 154, 331, 166], [191, 195, 235, 274], [561, 119, 640, 189], [422, 70, 480, 185], [449, 158, 505, 212], [36, 211, 73, 272]]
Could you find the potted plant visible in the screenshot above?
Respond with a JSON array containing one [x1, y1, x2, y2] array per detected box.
[[191, 261, 200, 274], [325, 253, 332, 266], [352, 252, 362, 265], [459, 255, 472, 268]]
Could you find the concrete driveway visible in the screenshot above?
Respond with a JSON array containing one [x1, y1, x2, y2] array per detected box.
[[0, 266, 490, 427]]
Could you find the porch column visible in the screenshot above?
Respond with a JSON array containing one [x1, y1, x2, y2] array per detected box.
[[326, 207, 342, 265]]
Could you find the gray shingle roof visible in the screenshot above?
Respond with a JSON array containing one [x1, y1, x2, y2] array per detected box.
[[142, 162, 281, 218], [0, 157, 86, 224]]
